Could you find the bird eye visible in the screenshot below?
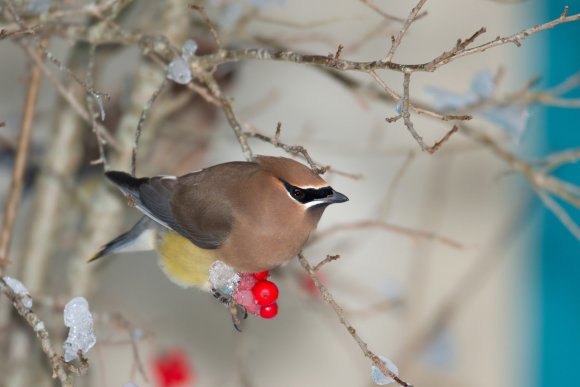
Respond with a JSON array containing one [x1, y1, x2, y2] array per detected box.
[[292, 188, 305, 200]]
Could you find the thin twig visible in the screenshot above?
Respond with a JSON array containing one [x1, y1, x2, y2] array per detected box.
[[537, 191, 580, 239], [85, 44, 110, 170], [539, 148, 580, 173], [21, 42, 120, 150], [190, 5, 222, 50], [368, 70, 472, 122], [380, 151, 416, 219], [313, 255, 341, 272], [132, 78, 167, 176], [401, 72, 459, 152], [2, 0, 109, 105], [298, 254, 413, 387], [383, 0, 428, 62], [0, 52, 42, 275], [195, 11, 579, 74], [396, 200, 533, 367], [202, 76, 254, 161], [244, 125, 325, 173], [309, 220, 464, 249], [360, 0, 427, 24]]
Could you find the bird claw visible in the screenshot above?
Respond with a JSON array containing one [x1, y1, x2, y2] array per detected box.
[[212, 288, 231, 305], [211, 288, 247, 331], [230, 304, 247, 332]]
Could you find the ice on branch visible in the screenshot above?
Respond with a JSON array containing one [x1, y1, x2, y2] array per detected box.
[[63, 297, 96, 362], [425, 69, 529, 141], [167, 57, 192, 85], [421, 327, 456, 370], [3, 276, 33, 308], [28, 0, 51, 14], [371, 355, 399, 385], [182, 39, 198, 57], [209, 261, 240, 296], [395, 99, 403, 115], [481, 104, 529, 141]]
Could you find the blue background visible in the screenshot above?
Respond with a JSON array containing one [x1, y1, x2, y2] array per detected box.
[[538, 1, 580, 385]]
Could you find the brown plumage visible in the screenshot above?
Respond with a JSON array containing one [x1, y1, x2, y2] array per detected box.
[[91, 156, 348, 284]]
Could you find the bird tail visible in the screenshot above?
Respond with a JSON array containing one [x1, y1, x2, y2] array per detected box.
[[88, 216, 156, 262]]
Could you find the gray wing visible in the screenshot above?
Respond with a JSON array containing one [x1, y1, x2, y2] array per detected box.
[[105, 170, 231, 249], [169, 162, 259, 249]]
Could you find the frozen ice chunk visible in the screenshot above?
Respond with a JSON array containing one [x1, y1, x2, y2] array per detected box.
[[481, 104, 529, 142], [182, 39, 198, 57], [63, 297, 96, 362], [93, 93, 106, 121], [167, 57, 192, 85], [421, 328, 455, 370], [395, 99, 403, 115], [28, 0, 51, 14], [371, 355, 399, 385], [3, 276, 32, 309], [470, 69, 495, 99], [424, 87, 477, 111], [209, 261, 240, 295]]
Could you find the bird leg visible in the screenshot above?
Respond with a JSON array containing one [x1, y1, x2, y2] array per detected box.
[[230, 304, 248, 332], [211, 288, 247, 331]]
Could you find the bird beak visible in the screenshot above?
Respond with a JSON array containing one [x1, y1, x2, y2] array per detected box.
[[324, 189, 349, 204]]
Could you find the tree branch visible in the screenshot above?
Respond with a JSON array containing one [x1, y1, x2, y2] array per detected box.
[[297, 254, 413, 387], [0, 51, 42, 275]]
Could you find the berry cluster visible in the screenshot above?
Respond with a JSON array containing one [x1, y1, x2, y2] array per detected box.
[[233, 271, 279, 319]]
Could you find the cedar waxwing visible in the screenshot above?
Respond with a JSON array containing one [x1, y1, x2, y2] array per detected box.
[[90, 156, 348, 292]]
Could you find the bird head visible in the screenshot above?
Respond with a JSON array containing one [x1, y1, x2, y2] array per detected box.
[[255, 156, 349, 210]]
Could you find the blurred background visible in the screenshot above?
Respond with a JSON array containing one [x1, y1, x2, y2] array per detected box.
[[0, 0, 578, 386]]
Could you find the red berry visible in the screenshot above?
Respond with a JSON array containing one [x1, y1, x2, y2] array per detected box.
[[152, 349, 193, 387], [251, 280, 279, 306], [233, 290, 261, 315], [252, 271, 269, 280], [260, 303, 278, 319], [237, 273, 257, 291]]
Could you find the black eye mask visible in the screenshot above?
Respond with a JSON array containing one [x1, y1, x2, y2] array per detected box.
[[281, 181, 334, 205]]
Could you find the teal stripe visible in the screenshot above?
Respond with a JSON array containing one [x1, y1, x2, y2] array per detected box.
[[539, 1, 580, 386]]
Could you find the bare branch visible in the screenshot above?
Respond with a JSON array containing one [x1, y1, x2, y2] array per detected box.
[[400, 72, 459, 152], [310, 220, 464, 249], [243, 124, 326, 174], [190, 5, 222, 50], [380, 151, 416, 219], [0, 51, 42, 275], [313, 254, 341, 272], [368, 70, 472, 122], [360, 0, 427, 24], [297, 254, 413, 387], [384, 0, 428, 62], [132, 79, 167, 176], [21, 42, 120, 150], [538, 191, 580, 240], [203, 76, 254, 161], [422, 9, 580, 71], [0, 278, 73, 386], [85, 44, 110, 170]]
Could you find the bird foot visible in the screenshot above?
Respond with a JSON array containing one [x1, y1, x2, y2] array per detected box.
[[211, 288, 247, 331], [230, 304, 248, 332]]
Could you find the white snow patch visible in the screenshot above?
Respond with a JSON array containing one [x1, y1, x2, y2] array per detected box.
[[371, 355, 399, 385], [3, 276, 33, 309], [63, 297, 96, 362]]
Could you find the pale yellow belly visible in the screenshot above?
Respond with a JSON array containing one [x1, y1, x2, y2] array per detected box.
[[156, 231, 217, 291]]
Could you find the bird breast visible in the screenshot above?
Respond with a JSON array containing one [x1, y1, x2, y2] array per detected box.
[[217, 184, 321, 273]]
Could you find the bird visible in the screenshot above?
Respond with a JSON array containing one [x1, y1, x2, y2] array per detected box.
[[90, 155, 348, 293]]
